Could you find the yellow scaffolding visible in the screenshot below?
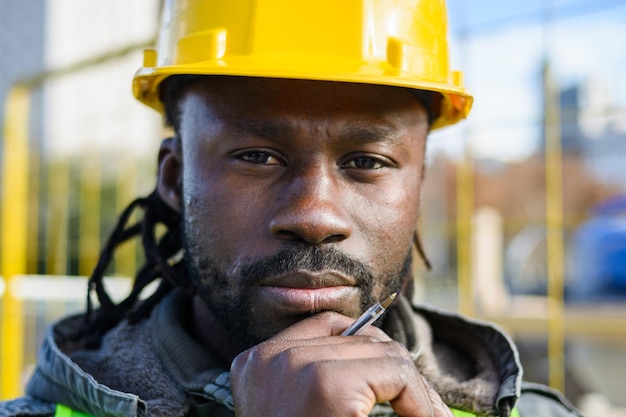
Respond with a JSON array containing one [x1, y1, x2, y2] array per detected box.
[[0, 39, 152, 399]]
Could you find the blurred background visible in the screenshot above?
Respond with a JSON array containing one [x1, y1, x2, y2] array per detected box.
[[1, 1, 625, 415]]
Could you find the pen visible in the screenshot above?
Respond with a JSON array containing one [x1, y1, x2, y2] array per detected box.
[[341, 293, 397, 336]]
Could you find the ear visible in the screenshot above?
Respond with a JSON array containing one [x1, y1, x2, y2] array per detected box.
[[157, 137, 183, 213]]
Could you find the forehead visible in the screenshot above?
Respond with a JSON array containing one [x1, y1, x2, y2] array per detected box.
[[175, 76, 429, 134]]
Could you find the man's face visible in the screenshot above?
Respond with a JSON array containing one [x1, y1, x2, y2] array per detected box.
[[174, 77, 428, 349]]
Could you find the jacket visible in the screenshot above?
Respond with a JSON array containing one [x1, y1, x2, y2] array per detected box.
[[0, 290, 582, 417]]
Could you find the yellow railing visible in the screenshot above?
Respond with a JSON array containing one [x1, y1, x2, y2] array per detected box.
[[0, 40, 152, 399]]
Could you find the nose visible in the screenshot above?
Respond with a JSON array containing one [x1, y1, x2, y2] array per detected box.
[[269, 166, 352, 244]]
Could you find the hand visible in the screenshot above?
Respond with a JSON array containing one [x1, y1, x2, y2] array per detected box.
[[230, 312, 453, 417]]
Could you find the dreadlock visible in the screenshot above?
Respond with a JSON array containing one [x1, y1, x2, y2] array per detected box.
[[77, 76, 202, 348], [78, 76, 205, 348], [80, 188, 190, 348]]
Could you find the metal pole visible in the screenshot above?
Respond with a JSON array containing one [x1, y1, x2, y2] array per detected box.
[[78, 153, 101, 276], [454, 1, 475, 318], [543, 61, 566, 393], [27, 148, 41, 274], [45, 160, 70, 275], [0, 86, 30, 399], [456, 148, 475, 317]]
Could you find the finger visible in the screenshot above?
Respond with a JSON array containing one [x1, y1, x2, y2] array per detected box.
[[390, 372, 454, 417], [424, 377, 455, 417], [248, 337, 411, 371], [271, 311, 390, 342], [232, 332, 448, 417], [308, 356, 439, 417]]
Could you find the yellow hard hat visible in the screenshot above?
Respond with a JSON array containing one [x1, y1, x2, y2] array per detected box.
[[133, 0, 473, 130]]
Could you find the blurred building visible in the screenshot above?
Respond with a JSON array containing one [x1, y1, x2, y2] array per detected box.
[[541, 78, 626, 187], [0, 0, 46, 161]]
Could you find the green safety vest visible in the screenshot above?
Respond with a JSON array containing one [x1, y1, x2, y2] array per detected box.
[[55, 404, 92, 417], [452, 408, 520, 417], [56, 403, 521, 417]]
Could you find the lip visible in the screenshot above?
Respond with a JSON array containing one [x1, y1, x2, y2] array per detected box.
[[259, 270, 357, 288], [256, 270, 360, 313], [257, 285, 359, 313]]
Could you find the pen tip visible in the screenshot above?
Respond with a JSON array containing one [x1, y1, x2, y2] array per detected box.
[[381, 292, 397, 309]]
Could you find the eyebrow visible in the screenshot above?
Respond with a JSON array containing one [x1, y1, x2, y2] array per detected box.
[[233, 118, 292, 140], [334, 124, 401, 145], [232, 118, 402, 145]]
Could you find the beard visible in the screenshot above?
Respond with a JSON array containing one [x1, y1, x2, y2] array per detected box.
[[183, 229, 412, 350]]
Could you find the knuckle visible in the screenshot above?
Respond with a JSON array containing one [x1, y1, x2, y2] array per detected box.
[[276, 344, 305, 367], [393, 355, 417, 380], [230, 349, 250, 374], [382, 339, 412, 359], [301, 360, 338, 397]]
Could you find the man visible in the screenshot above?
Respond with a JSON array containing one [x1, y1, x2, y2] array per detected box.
[[1, 1, 582, 416]]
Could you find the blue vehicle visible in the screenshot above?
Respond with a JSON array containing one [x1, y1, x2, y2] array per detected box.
[[567, 195, 626, 301]]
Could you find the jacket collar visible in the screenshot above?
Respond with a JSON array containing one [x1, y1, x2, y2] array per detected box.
[[382, 298, 522, 416]]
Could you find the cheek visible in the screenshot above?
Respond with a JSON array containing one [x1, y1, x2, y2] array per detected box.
[[182, 156, 230, 255], [182, 161, 269, 264], [353, 174, 421, 268], [358, 137, 425, 254]]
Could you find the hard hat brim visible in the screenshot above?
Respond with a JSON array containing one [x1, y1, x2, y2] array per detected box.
[[133, 57, 473, 131]]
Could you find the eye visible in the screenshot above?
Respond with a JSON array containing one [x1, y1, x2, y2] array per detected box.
[[342, 155, 388, 170], [236, 150, 283, 166]]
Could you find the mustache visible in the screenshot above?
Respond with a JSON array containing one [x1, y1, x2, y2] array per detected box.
[[237, 245, 375, 288]]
